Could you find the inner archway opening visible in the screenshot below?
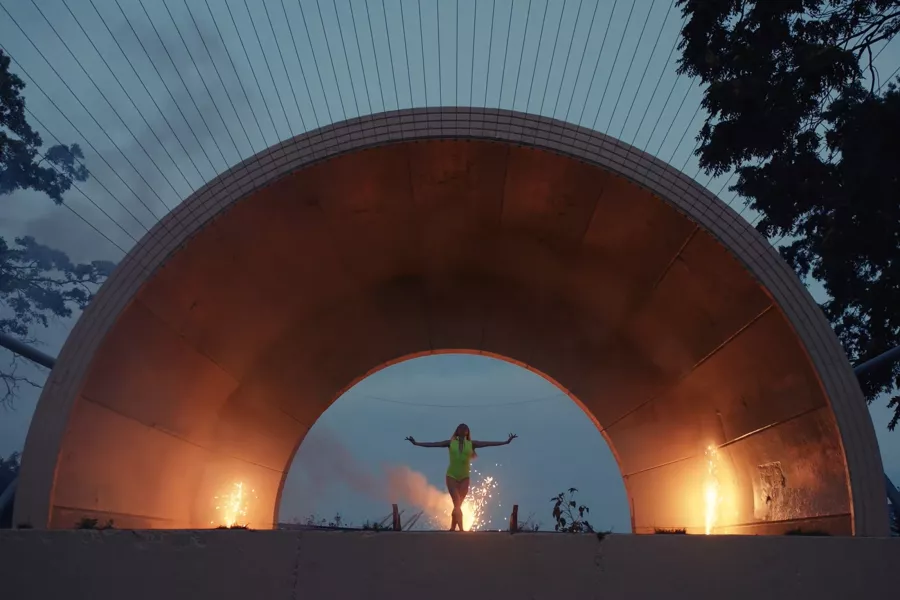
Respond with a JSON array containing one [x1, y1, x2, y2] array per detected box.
[[279, 353, 629, 532]]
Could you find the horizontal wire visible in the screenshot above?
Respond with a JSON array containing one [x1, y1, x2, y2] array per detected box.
[[348, 391, 567, 409]]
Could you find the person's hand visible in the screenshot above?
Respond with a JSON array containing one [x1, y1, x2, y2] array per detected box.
[[405, 436, 416, 445], [507, 433, 518, 444]]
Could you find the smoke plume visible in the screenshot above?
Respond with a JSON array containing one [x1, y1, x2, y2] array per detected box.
[[294, 427, 452, 523]]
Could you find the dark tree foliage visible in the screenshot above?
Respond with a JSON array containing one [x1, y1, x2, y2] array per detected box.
[[1, 49, 113, 405], [0, 50, 87, 201], [677, 0, 900, 428]]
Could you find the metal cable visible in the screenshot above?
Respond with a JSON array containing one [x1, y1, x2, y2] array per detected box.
[[29, 0, 186, 203], [0, 36, 164, 224], [364, 0, 387, 112], [652, 76, 696, 157], [206, 0, 273, 145], [333, 0, 363, 117], [603, 0, 655, 135], [2, 4, 171, 218], [524, 0, 549, 113], [536, 0, 568, 117], [282, 0, 323, 129], [497, 0, 516, 107], [379, 0, 401, 110], [262, 0, 308, 133], [417, 0, 428, 105], [590, 0, 638, 131], [399, 0, 415, 107], [617, 0, 675, 140], [244, 0, 296, 136], [511, 0, 534, 109], [184, 0, 260, 154], [575, 0, 618, 126], [20, 105, 140, 246], [111, 0, 218, 176], [627, 8, 682, 149], [161, 0, 245, 161], [85, 0, 206, 182], [436, 0, 443, 104], [224, 0, 281, 141], [469, 0, 477, 108], [482, 0, 496, 108], [135, 0, 230, 170], [559, 0, 596, 121], [58, 0, 197, 193]]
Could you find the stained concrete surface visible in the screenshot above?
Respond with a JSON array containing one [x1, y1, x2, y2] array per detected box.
[[1, 530, 897, 599]]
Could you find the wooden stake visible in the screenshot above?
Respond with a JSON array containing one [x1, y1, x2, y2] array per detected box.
[[392, 504, 401, 531]]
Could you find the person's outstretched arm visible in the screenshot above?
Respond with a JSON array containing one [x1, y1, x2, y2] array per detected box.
[[405, 436, 450, 448], [472, 433, 518, 448]]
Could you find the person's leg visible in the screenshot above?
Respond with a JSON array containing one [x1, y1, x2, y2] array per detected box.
[[446, 476, 461, 531], [456, 478, 470, 531]]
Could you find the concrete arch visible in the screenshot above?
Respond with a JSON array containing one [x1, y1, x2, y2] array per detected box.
[[13, 109, 887, 535]]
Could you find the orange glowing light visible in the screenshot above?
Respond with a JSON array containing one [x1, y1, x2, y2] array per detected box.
[[704, 445, 721, 535], [434, 471, 499, 531], [211, 481, 257, 527]]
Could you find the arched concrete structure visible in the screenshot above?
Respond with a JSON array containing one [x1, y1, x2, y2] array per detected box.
[[13, 109, 888, 535]]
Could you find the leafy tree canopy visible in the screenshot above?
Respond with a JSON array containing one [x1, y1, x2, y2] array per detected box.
[[677, 0, 900, 428], [1, 48, 113, 405]]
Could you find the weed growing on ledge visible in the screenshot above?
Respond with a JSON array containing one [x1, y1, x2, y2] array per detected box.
[[654, 528, 687, 535], [784, 528, 831, 536], [75, 517, 114, 530], [551, 488, 594, 533]]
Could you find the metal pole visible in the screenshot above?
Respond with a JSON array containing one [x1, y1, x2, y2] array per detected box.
[[0, 332, 56, 369], [886, 474, 900, 522], [0, 476, 18, 524], [853, 344, 900, 377]]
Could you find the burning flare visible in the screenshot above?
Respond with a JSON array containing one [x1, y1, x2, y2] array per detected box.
[[212, 481, 257, 527], [704, 445, 721, 535]]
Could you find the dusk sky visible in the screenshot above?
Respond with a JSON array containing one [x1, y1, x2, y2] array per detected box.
[[1, 0, 898, 532]]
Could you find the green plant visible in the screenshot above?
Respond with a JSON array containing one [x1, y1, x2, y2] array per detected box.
[[362, 520, 384, 531], [785, 528, 831, 536], [304, 513, 346, 528], [551, 488, 594, 533], [513, 512, 541, 533], [654, 528, 687, 535], [75, 517, 114, 530]]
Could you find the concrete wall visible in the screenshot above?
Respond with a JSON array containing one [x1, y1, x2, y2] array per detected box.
[[1, 530, 897, 599], [15, 109, 887, 536]]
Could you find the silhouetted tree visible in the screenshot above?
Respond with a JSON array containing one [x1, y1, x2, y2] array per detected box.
[[1, 49, 113, 406], [678, 1, 900, 428]]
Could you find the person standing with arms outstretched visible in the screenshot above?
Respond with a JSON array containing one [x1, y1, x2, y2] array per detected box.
[[406, 423, 517, 531]]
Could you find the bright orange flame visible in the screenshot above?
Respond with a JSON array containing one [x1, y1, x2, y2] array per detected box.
[[433, 471, 499, 531], [211, 481, 257, 527], [704, 445, 721, 535]]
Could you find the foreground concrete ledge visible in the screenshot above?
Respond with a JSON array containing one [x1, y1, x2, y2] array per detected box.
[[2, 530, 897, 599]]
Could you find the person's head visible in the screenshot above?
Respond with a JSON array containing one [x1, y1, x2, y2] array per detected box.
[[453, 423, 470, 440]]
